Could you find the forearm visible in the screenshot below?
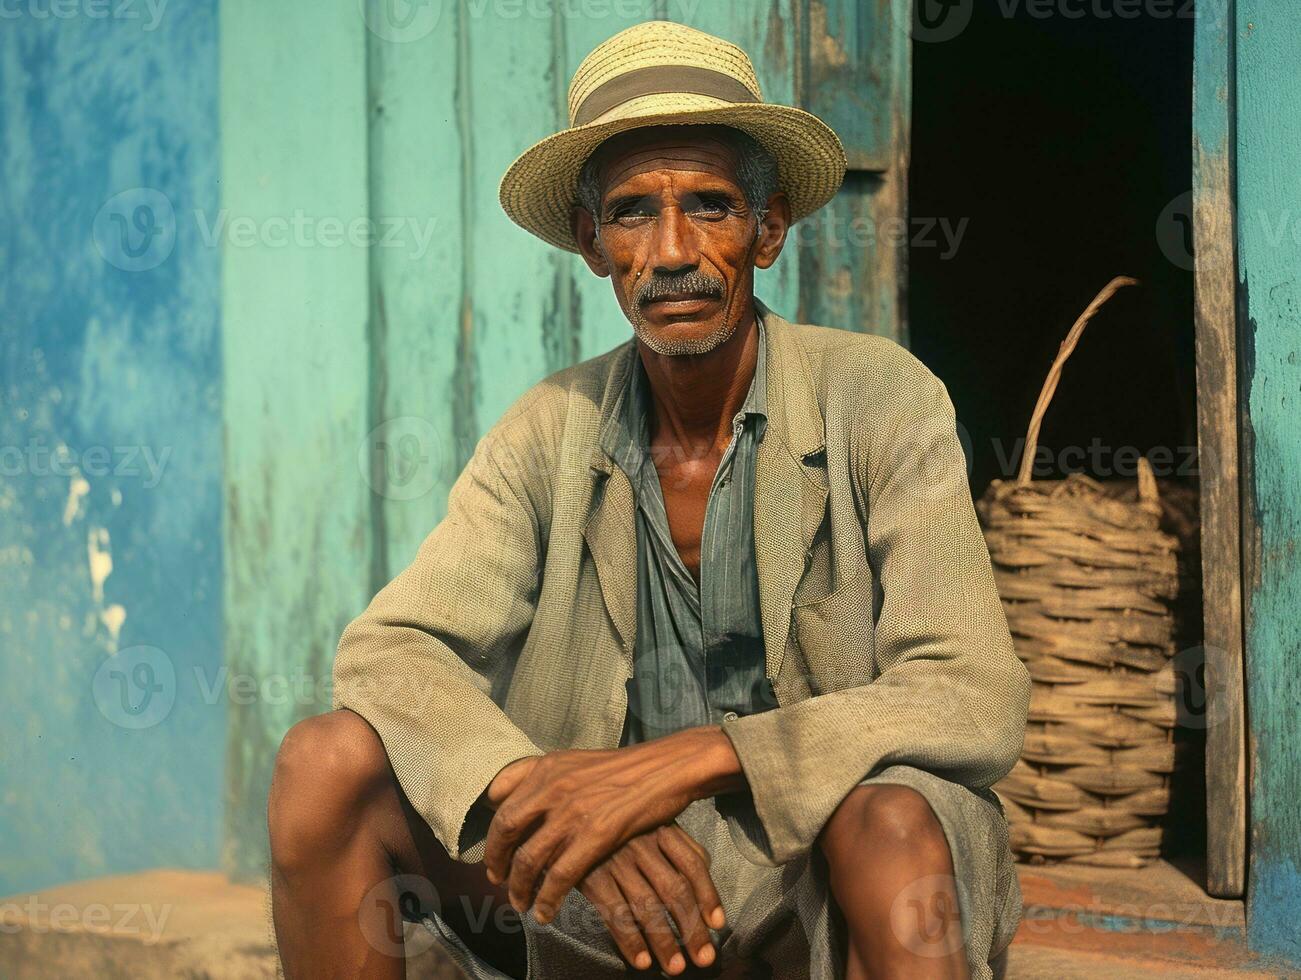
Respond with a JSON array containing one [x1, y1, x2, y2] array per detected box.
[[655, 724, 749, 801]]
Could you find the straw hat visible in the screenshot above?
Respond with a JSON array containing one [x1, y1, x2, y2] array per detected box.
[[498, 20, 847, 253]]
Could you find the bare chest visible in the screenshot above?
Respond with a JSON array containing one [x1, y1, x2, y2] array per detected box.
[[649, 451, 724, 585]]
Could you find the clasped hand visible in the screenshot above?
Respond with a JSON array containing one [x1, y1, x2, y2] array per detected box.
[[484, 732, 736, 973]]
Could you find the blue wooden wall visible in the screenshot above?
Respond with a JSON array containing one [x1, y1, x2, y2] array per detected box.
[[1235, 0, 1301, 963], [0, 4, 224, 894]]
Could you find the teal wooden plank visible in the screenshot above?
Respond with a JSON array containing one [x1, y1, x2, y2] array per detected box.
[[1235, 0, 1301, 965], [801, 0, 894, 172], [364, 3, 468, 579], [219, 0, 372, 879], [465, 10, 572, 431], [795, 0, 910, 340], [1191, 0, 1246, 899]]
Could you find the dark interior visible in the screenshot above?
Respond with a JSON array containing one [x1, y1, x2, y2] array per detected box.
[[908, 3, 1204, 864]]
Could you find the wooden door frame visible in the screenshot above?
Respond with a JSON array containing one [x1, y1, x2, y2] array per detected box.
[[1191, 0, 1247, 899]]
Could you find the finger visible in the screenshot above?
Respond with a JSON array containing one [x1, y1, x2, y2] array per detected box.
[[614, 862, 686, 976], [483, 793, 544, 886], [637, 840, 715, 969], [485, 756, 536, 808], [532, 837, 610, 923], [581, 871, 653, 973], [506, 823, 566, 914], [657, 825, 725, 930]]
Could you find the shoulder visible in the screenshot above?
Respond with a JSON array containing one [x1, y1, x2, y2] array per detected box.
[[780, 318, 950, 419]]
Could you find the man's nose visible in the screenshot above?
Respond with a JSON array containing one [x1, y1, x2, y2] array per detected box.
[[649, 205, 699, 273]]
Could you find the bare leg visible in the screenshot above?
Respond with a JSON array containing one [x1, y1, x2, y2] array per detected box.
[[268, 709, 527, 979], [819, 784, 970, 980]]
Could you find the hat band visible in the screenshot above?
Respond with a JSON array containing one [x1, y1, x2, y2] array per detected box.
[[572, 64, 759, 126]]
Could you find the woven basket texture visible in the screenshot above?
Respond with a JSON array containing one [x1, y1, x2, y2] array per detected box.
[[977, 277, 1197, 868]]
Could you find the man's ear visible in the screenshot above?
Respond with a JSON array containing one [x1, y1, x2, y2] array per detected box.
[[573, 207, 610, 278], [753, 191, 792, 270]]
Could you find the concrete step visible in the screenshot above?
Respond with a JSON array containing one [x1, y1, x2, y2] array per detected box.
[[2, 866, 1292, 979]]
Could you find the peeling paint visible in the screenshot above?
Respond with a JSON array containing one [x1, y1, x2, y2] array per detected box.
[[86, 527, 113, 606], [62, 472, 90, 526]]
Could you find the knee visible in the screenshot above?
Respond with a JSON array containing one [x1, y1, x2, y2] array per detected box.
[[268, 709, 391, 872], [819, 784, 950, 870]]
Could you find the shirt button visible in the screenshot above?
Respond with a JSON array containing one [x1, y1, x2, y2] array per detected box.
[[722, 711, 740, 722]]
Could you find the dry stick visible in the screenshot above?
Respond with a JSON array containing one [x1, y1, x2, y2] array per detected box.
[[1015, 276, 1141, 486]]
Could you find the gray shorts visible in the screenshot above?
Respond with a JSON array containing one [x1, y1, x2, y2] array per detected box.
[[418, 765, 1021, 980]]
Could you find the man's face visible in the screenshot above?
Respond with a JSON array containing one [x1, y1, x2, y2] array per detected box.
[[573, 125, 790, 356]]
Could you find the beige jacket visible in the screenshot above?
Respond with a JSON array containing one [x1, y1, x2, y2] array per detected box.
[[332, 299, 1030, 867]]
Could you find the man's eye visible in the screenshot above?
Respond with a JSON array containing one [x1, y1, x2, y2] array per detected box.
[[606, 199, 655, 223], [687, 196, 731, 217]]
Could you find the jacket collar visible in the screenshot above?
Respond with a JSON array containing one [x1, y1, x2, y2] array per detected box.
[[583, 297, 829, 682], [591, 297, 825, 471]]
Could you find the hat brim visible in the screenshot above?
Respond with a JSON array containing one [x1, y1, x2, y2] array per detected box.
[[498, 95, 848, 253]]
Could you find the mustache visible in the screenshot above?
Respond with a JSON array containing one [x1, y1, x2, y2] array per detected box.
[[635, 270, 725, 307]]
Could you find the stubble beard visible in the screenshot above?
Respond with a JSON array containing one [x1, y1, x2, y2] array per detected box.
[[628, 302, 739, 356]]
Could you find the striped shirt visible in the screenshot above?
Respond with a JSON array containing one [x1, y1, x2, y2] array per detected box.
[[616, 313, 775, 745]]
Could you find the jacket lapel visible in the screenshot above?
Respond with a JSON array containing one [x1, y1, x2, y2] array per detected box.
[[752, 300, 829, 682], [582, 454, 638, 661], [582, 342, 640, 662]]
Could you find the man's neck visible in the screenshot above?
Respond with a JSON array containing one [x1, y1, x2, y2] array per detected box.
[[637, 304, 759, 459]]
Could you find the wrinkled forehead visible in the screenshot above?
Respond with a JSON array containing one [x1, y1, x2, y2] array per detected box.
[[587, 125, 744, 195]]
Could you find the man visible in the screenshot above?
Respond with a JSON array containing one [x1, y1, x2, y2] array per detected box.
[[268, 20, 1030, 980]]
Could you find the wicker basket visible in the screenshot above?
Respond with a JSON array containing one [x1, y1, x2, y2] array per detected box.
[[976, 277, 1184, 868]]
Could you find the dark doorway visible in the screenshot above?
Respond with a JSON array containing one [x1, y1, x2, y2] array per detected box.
[[908, 2, 1202, 864]]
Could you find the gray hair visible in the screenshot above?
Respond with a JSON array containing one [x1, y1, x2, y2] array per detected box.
[[574, 126, 780, 223]]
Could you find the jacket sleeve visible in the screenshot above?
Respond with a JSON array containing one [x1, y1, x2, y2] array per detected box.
[[331, 398, 553, 863], [720, 352, 1031, 866]]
